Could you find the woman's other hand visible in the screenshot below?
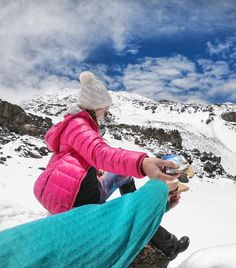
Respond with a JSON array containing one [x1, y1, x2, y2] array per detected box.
[[166, 180, 181, 209], [168, 192, 181, 209]]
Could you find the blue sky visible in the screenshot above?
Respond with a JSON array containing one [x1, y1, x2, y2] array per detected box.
[[0, 0, 235, 104]]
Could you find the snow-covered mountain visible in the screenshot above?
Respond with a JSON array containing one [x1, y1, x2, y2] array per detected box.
[[21, 87, 236, 177], [0, 88, 236, 267]]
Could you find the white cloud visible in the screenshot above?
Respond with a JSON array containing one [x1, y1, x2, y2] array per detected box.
[[197, 59, 230, 77], [123, 55, 196, 97], [207, 36, 236, 58], [170, 74, 199, 90], [122, 55, 236, 103], [207, 41, 231, 56], [0, 0, 141, 102]]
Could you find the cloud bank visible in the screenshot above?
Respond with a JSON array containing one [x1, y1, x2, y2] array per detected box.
[[122, 54, 236, 103], [0, 0, 235, 103]]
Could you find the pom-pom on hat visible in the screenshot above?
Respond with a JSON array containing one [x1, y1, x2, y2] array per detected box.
[[77, 71, 112, 110]]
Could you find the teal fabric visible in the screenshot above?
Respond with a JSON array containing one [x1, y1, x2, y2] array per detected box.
[[0, 179, 168, 268]]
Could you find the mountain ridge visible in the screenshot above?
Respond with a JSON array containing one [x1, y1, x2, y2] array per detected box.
[[0, 89, 236, 180]]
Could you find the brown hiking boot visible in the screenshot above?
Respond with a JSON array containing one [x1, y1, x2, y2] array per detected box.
[[129, 244, 170, 268]]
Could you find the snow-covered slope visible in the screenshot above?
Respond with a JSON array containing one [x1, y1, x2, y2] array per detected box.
[[0, 88, 236, 267], [179, 243, 236, 268], [22, 88, 236, 175]]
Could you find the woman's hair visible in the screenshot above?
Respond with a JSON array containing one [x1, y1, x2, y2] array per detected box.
[[85, 109, 98, 125]]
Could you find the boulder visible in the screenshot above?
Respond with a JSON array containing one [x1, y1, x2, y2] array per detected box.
[[206, 117, 214, 124], [200, 152, 221, 164], [203, 161, 217, 174], [221, 112, 236, 122], [113, 133, 122, 140]]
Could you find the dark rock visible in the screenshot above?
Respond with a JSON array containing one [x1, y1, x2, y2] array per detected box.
[[0, 157, 6, 161], [0, 126, 18, 145], [221, 112, 236, 122], [208, 106, 213, 112], [203, 161, 217, 174], [134, 137, 140, 144], [169, 130, 182, 149], [214, 156, 221, 164], [159, 99, 171, 103], [27, 150, 42, 159], [216, 167, 223, 175], [107, 123, 182, 149], [39, 147, 49, 156], [191, 148, 201, 157], [200, 152, 221, 164], [0, 99, 53, 138], [209, 112, 216, 116], [15, 146, 22, 152], [151, 105, 157, 113], [207, 173, 215, 178], [38, 167, 46, 171], [178, 174, 189, 183], [181, 151, 193, 164], [14, 142, 49, 158], [113, 133, 122, 140], [206, 117, 214, 124], [203, 105, 213, 112], [215, 164, 225, 175]]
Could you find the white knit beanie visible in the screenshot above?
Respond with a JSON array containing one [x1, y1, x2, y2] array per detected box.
[[77, 71, 112, 110]]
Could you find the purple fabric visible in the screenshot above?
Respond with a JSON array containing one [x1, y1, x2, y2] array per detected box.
[[99, 173, 133, 202]]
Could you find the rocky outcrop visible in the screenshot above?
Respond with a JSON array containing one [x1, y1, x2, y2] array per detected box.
[[221, 112, 236, 122], [198, 151, 225, 176], [107, 123, 182, 149], [0, 126, 18, 145], [0, 99, 52, 138], [200, 151, 221, 164], [203, 161, 217, 174], [206, 116, 214, 124], [14, 140, 49, 159]]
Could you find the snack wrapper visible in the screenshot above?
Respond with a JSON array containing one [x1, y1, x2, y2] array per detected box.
[[160, 154, 194, 177]]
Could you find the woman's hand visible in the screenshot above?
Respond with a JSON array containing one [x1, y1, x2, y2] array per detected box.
[[141, 157, 179, 181], [166, 180, 181, 209], [168, 192, 181, 209]]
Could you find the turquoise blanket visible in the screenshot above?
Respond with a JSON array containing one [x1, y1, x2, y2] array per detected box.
[[0, 179, 168, 268]]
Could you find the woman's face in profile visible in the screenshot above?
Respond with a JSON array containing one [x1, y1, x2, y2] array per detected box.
[[95, 108, 108, 121]]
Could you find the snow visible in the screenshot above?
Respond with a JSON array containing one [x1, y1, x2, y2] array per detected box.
[[1, 90, 236, 267], [179, 243, 236, 268], [163, 177, 236, 267]]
